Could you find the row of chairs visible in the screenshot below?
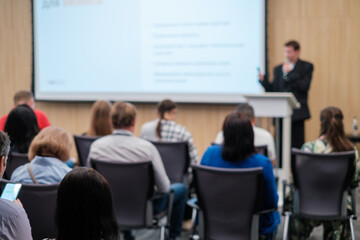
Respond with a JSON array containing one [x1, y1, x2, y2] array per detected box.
[[0, 149, 357, 239], [187, 149, 357, 239], [73, 135, 190, 183], [2, 135, 269, 183], [74, 135, 268, 182]]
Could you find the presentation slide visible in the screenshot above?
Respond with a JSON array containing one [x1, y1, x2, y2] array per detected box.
[[33, 0, 265, 103]]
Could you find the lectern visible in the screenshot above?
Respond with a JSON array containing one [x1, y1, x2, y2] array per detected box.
[[244, 93, 300, 204]]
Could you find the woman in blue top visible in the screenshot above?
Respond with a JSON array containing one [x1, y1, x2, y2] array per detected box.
[[201, 112, 280, 239], [11, 126, 72, 184]]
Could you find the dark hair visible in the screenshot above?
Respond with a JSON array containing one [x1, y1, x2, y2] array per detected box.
[[284, 40, 300, 51], [320, 106, 353, 152], [13, 90, 33, 105], [4, 104, 39, 153], [55, 168, 119, 240], [156, 99, 177, 138], [0, 131, 11, 166], [222, 112, 256, 161], [111, 102, 137, 129], [235, 103, 255, 122]]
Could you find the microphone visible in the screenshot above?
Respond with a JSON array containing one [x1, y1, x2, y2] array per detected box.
[[283, 59, 294, 81]]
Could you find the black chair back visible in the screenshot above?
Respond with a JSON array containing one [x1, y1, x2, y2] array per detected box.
[[73, 134, 99, 166], [0, 180, 59, 240], [4, 152, 29, 180], [151, 141, 189, 183], [291, 148, 355, 218], [91, 159, 154, 228], [192, 165, 263, 240]]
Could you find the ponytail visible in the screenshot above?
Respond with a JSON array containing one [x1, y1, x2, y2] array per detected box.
[[156, 119, 162, 139], [320, 107, 353, 152], [156, 99, 177, 139]]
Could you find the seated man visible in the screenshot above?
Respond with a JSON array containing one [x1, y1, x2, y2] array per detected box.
[[0, 131, 32, 240], [88, 102, 187, 240], [0, 90, 51, 131], [214, 103, 276, 165]]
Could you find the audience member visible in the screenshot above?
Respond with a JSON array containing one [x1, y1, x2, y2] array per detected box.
[[0, 90, 50, 131], [54, 168, 119, 240], [4, 104, 39, 153], [88, 102, 187, 240], [85, 100, 112, 136], [11, 126, 72, 184], [201, 112, 280, 238], [214, 103, 276, 165], [140, 99, 198, 164], [288, 106, 359, 240], [0, 130, 32, 240]]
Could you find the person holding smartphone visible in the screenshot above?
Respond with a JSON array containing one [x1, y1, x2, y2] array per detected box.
[[0, 130, 32, 240]]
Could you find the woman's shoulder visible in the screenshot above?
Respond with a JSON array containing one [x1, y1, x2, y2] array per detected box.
[[249, 153, 272, 166], [301, 136, 330, 153], [10, 163, 28, 181], [140, 119, 158, 136], [207, 144, 222, 153], [201, 145, 222, 165], [142, 119, 158, 127]]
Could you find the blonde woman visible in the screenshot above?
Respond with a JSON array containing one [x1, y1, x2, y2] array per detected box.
[[10, 127, 72, 184]]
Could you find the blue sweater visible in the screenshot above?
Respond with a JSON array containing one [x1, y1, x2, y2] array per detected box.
[[200, 145, 280, 234]]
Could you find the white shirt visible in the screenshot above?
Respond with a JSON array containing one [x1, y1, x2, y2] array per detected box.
[[0, 197, 32, 240], [140, 119, 198, 164], [87, 129, 170, 193], [214, 126, 276, 160]]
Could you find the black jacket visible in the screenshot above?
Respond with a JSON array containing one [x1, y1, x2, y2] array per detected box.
[[260, 59, 313, 121]]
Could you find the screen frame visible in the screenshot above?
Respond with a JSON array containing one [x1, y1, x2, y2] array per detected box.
[[31, 0, 268, 104]]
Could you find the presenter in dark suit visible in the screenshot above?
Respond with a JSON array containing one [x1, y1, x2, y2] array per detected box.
[[260, 40, 313, 148]]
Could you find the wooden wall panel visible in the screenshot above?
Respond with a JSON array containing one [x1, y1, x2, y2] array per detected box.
[[1, 0, 360, 160], [267, 0, 360, 143]]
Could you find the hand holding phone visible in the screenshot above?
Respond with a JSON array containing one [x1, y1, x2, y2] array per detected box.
[[1, 183, 22, 202], [13, 198, 23, 207]]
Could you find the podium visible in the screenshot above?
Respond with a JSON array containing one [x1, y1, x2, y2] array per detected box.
[[244, 93, 300, 204]]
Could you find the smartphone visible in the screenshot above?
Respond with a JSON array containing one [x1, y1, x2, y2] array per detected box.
[[1, 183, 22, 201]]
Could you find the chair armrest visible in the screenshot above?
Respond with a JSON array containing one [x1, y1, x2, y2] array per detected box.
[[257, 207, 278, 215], [151, 190, 174, 227], [167, 189, 174, 226], [282, 180, 294, 215], [349, 188, 357, 219], [187, 198, 200, 210], [151, 192, 169, 200]]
